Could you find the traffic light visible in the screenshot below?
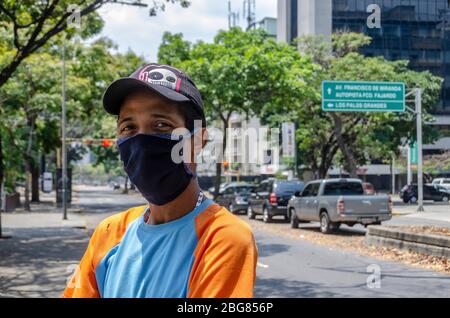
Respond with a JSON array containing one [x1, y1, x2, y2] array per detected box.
[[102, 139, 111, 148]]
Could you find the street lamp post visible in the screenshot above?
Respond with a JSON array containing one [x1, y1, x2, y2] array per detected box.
[[405, 88, 424, 212], [61, 38, 68, 220]]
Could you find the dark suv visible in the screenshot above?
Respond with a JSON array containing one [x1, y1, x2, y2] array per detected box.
[[247, 179, 305, 223], [400, 183, 450, 203]]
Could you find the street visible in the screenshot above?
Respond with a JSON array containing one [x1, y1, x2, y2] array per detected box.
[[1, 186, 449, 298], [254, 228, 450, 298]]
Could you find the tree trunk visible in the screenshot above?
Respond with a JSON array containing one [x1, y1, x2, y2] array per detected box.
[[331, 114, 359, 178], [24, 114, 36, 211], [213, 118, 229, 199], [123, 176, 129, 194], [31, 161, 40, 202], [24, 165, 31, 212]]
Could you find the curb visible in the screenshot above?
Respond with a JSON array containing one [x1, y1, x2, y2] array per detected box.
[[392, 212, 410, 216], [366, 226, 450, 259], [61, 219, 87, 230]]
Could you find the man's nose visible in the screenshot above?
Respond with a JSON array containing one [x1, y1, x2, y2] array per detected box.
[[137, 125, 157, 135]]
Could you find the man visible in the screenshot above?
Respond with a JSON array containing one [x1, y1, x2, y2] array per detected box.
[[63, 63, 258, 298]]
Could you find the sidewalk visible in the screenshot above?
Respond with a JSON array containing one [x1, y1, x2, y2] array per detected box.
[[0, 212, 90, 298], [0, 185, 141, 298], [390, 195, 450, 225]]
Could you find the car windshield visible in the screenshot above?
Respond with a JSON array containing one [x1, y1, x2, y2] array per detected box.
[[235, 186, 255, 194], [323, 182, 364, 196], [275, 181, 304, 193]]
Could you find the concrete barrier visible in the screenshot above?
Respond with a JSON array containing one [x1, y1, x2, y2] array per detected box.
[[365, 226, 450, 259]]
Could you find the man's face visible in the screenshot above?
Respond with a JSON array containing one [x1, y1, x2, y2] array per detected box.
[[117, 89, 186, 138], [117, 89, 206, 166]]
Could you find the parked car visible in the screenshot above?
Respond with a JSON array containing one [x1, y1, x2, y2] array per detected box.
[[400, 183, 450, 203], [207, 182, 230, 195], [215, 183, 256, 214], [287, 179, 392, 234], [111, 182, 120, 190], [431, 178, 450, 190], [247, 179, 305, 223], [362, 182, 375, 195]]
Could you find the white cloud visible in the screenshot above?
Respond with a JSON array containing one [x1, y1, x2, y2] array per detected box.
[[96, 0, 277, 62]]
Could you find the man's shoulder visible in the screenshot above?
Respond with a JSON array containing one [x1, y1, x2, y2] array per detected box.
[[94, 205, 147, 239], [86, 205, 147, 269], [196, 203, 254, 245]]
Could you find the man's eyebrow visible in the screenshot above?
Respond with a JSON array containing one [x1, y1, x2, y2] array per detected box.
[[152, 112, 177, 120], [117, 116, 133, 126]]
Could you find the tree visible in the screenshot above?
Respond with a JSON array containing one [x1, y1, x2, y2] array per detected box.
[[1, 52, 61, 209], [326, 35, 442, 177], [0, 0, 190, 89], [295, 33, 443, 178], [159, 28, 317, 197], [0, 0, 191, 208], [0, 35, 145, 208], [158, 32, 191, 66]]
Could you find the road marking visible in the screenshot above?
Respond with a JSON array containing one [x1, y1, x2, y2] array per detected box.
[[257, 262, 269, 269]]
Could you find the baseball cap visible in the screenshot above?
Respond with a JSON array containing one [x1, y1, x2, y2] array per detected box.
[[102, 63, 206, 126]]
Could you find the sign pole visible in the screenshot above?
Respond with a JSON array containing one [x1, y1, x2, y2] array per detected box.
[[416, 88, 424, 212], [391, 155, 396, 195], [407, 143, 412, 185]]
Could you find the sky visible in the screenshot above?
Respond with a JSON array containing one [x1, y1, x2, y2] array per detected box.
[[96, 0, 277, 62]]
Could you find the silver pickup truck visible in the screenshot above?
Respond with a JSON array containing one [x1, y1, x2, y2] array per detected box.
[[287, 179, 392, 233]]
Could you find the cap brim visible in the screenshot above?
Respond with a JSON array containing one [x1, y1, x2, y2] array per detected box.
[[102, 78, 191, 115]]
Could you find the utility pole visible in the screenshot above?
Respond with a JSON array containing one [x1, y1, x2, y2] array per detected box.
[[243, 0, 256, 31], [415, 88, 424, 212], [61, 38, 68, 220], [228, 0, 240, 29]]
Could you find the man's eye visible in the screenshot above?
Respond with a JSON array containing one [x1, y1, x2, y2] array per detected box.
[[155, 122, 171, 129], [120, 125, 135, 133]]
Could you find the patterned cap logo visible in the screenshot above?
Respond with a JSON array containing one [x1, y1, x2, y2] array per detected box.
[[139, 68, 180, 91]]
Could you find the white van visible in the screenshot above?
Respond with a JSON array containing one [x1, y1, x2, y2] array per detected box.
[[432, 178, 450, 190]]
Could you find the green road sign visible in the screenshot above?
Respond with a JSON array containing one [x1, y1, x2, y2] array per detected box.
[[322, 81, 405, 112], [410, 142, 418, 165]]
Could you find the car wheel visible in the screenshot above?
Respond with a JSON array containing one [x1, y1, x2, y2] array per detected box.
[[262, 207, 272, 223], [228, 203, 235, 213], [320, 212, 333, 234], [247, 206, 255, 219], [290, 209, 299, 229], [409, 196, 418, 204], [442, 196, 449, 203]]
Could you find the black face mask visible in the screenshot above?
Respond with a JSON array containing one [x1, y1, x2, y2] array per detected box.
[[117, 133, 195, 206]]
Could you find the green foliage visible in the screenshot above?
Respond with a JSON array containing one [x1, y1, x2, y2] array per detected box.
[[158, 32, 191, 65]]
